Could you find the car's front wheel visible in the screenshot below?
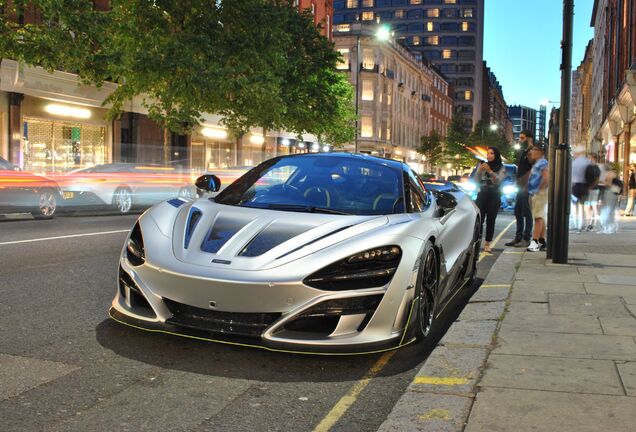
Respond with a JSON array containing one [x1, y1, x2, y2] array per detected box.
[[414, 241, 438, 340], [33, 189, 58, 219], [113, 187, 133, 214]]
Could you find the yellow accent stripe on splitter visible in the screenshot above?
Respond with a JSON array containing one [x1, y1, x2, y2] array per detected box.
[[413, 376, 470, 385], [480, 284, 511, 288]]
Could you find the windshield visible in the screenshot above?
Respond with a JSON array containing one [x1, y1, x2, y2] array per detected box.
[[214, 155, 405, 215]]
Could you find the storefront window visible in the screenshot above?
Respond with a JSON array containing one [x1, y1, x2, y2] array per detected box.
[[22, 117, 106, 175]]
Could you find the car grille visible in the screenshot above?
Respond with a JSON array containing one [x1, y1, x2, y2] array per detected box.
[[163, 298, 281, 338]]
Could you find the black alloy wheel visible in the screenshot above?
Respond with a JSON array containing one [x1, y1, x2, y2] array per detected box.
[[414, 242, 438, 340]]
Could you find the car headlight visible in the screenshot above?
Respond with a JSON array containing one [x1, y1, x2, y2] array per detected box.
[[126, 222, 145, 266], [461, 182, 477, 192], [502, 185, 518, 195], [304, 246, 402, 291]]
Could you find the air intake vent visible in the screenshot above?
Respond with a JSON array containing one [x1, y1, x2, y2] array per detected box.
[[239, 223, 309, 257], [201, 216, 248, 254], [184, 207, 202, 249]]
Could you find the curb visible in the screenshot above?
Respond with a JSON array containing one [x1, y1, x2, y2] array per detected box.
[[378, 249, 524, 432]]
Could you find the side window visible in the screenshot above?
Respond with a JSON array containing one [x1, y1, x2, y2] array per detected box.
[[410, 184, 425, 212], [408, 170, 431, 211]]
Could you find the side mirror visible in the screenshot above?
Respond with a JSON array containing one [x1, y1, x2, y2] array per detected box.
[[195, 174, 221, 193], [432, 190, 457, 216]]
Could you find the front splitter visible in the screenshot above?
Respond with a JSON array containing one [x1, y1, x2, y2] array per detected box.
[[108, 307, 412, 356]]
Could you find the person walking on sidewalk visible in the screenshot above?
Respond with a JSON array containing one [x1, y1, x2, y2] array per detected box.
[[526, 143, 549, 252], [624, 164, 636, 216], [505, 130, 534, 247], [600, 163, 620, 233], [475, 146, 505, 253], [584, 154, 601, 230], [571, 146, 590, 232]]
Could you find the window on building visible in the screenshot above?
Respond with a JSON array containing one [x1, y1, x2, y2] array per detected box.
[[362, 80, 374, 101], [442, 49, 452, 59], [361, 117, 373, 137], [427, 8, 440, 17], [444, 0, 457, 3], [395, 9, 405, 18], [426, 21, 434, 31], [361, 11, 374, 20], [427, 35, 439, 45], [363, 48, 375, 69], [412, 35, 421, 46], [462, 21, 469, 31], [457, 50, 475, 59], [443, 8, 457, 18], [410, 0, 422, 4], [387, 126, 391, 140], [464, 90, 473, 100], [336, 49, 350, 69], [387, 84, 392, 105], [362, 0, 374, 7], [461, 8, 474, 18], [335, 23, 351, 32], [346, 0, 358, 8]]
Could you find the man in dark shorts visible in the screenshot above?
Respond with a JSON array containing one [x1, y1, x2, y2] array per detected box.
[[505, 130, 534, 247]]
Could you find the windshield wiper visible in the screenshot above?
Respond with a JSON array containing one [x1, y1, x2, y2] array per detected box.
[[256, 203, 352, 215]]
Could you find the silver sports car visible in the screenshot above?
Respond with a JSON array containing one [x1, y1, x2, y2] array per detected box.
[[110, 153, 480, 354]]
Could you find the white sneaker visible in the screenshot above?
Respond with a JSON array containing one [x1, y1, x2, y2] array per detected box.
[[527, 240, 541, 252]]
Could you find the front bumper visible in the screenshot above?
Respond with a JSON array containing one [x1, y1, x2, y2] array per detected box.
[[110, 258, 416, 355]]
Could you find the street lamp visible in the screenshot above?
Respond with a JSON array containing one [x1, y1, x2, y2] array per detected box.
[[481, 123, 498, 141], [353, 23, 392, 154]]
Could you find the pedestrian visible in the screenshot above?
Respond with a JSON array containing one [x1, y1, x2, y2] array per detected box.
[[526, 143, 549, 252], [475, 146, 505, 253], [624, 163, 636, 216], [505, 130, 534, 247], [571, 146, 591, 232], [599, 163, 620, 234], [584, 154, 601, 230]]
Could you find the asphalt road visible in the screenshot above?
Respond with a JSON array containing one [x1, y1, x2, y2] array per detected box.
[[0, 211, 515, 432]]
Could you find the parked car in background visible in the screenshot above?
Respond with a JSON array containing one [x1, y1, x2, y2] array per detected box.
[[56, 163, 196, 214], [459, 163, 518, 210], [0, 156, 62, 218]]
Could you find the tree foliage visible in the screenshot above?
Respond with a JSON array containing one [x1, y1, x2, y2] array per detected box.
[[417, 130, 444, 164], [0, 0, 355, 144]]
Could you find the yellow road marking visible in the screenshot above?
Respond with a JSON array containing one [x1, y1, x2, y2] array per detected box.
[[313, 351, 396, 432], [480, 284, 511, 288], [478, 219, 516, 263], [503, 251, 524, 254], [413, 376, 470, 385]]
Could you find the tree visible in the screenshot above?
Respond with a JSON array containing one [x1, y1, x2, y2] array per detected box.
[[443, 114, 475, 169], [0, 0, 355, 152], [418, 130, 444, 168], [466, 120, 512, 161]]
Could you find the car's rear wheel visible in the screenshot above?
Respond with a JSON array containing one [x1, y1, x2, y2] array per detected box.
[[33, 189, 57, 219], [414, 242, 438, 340], [467, 219, 481, 285], [113, 187, 133, 214]]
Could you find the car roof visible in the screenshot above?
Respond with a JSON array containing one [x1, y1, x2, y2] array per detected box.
[[271, 152, 409, 172]]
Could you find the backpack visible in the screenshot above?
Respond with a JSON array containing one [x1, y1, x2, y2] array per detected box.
[[584, 164, 600, 188]]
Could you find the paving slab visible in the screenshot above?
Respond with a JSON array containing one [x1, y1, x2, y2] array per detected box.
[[515, 272, 588, 282], [583, 253, 636, 266], [410, 347, 488, 396], [585, 283, 636, 304], [377, 392, 472, 432], [506, 301, 549, 315], [0, 353, 79, 401], [548, 293, 632, 317], [457, 302, 505, 321], [509, 288, 548, 302], [599, 317, 636, 336], [499, 312, 603, 335], [578, 266, 636, 277], [493, 330, 636, 360], [512, 280, 586, 293], [439, 320, 498, 347], [598, 275, 636, 285], [469, 287, 510, 303], [464, 388, 636, 432], [627, 304, 636, 316], [617, 362, 636, 396], [479, 354, 624, 395]]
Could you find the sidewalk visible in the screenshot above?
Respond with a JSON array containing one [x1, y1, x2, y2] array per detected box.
[[379, 218, 636, 432]]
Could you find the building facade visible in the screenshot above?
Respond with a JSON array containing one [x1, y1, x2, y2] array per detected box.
[[334, 23, 448, 171], [508, 105, 537, 142], [298, 0, 334, 40], [536, 105, 547, 144], [589, 0, 607, 152], [430, 68, 453, 139], [571, 40, 594, 151], [333, 0, 485, 131], [481, 62, 513, 144]]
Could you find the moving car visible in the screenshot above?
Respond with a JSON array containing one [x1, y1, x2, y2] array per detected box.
[[57, 163, 196, 213], [0, 156, 62, 218], [110, 153, 481, 354]]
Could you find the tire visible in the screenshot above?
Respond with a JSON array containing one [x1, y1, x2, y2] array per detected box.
[[33, 189, 58, 219], [113, 187, 133, 214], [413, 241, 438, 340], [467, 219, 481, 285]]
